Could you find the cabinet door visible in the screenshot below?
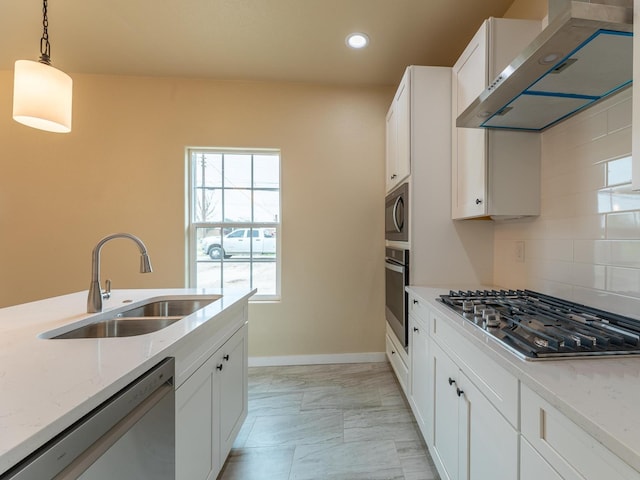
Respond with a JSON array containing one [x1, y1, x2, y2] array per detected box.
[[410, 315, 431, 442], [385, 103, 398, 192], [521, 438, 564, 480], [432, 342, 461, 480], [395, 73, 411, 184], [455, 23, 487, 114], [452, 127, 486, 218], [176, 356, 215, 480], [452, 22, 488, 219], [386, 68, 411, 192], [217, 324, 248, 460], [461, 372, 518, 480]]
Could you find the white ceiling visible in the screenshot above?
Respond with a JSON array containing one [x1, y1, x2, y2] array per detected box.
[[0, 0, 518, 86]]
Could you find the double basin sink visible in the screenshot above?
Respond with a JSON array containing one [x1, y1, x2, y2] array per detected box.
[[42, 296, 221, 339]]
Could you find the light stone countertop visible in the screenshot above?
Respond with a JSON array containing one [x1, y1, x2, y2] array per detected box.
[[407, 285, 640, 474], [0, 287, 255, 475]]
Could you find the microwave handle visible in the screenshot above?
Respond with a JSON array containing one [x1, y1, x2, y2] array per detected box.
[[392, 196, 404, 233]]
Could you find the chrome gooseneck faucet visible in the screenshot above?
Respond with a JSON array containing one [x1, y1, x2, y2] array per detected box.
[[87, 233, 153, 313]]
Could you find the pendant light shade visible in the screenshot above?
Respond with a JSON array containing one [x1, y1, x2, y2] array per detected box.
[[13, 59, 73, 133], [12, 0, 72, 133]]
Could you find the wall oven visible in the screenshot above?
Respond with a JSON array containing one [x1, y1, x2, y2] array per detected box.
[[385, 183, 408, 242], [385, 247, 409, 351]]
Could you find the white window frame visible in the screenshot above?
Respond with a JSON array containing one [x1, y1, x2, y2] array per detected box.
[[186, 147, 281, 301]]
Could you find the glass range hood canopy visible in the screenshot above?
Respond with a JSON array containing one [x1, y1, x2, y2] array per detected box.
[[457, 1, 633, 132]]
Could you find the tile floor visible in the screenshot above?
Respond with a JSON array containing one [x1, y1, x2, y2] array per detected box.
[[218, 362, 440, 480]]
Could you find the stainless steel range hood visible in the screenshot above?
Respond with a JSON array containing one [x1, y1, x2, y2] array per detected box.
[[457, 0, 633, 132]]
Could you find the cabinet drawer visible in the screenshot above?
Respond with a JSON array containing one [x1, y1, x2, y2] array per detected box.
[[521, 384, 639, 480], [386, 332, 408, 393], [431, 311, 518, 426], [409, 293, 429, 324]]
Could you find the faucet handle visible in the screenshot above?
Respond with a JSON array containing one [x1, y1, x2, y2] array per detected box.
[[103, 279, 112, 300]]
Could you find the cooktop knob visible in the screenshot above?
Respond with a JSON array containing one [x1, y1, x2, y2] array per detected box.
[[473, 305, 486, 317], [484, 311, 501, 328], [462, 300, 474, 313]]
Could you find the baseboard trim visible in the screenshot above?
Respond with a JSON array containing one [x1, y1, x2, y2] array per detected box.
[[248, 352, 387, 367]]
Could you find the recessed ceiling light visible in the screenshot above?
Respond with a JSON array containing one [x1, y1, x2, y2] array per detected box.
[[346, 33, 369, 49]]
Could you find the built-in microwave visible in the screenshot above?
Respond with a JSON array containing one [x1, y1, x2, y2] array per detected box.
[[385, 183, 408, 242]]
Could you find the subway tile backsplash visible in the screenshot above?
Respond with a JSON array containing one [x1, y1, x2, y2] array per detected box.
[[493, 88, 640, 319]]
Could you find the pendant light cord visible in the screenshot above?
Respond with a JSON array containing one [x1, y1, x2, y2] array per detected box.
[[39, 0, 51, 65]]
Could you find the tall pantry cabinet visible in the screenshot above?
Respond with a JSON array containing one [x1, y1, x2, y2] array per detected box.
[[384, 66, 493, 416], [385, 66, 493, 287], [451, 18, 541, 219]]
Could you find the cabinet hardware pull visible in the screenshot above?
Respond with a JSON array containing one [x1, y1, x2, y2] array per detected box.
[[413, 327, 419, 332], [216, 364, 223, 371], [475, 198, 483, 205], [448, 377, 456, 386], [413, 299, 418, 304], [223, 354, 230, 361], [456, 388, 464, 397], [391, 350, 396, 355], [391, 174, 397, 179]]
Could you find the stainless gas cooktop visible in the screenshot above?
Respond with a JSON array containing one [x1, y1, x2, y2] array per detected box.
[[438, 290, 640, 361]]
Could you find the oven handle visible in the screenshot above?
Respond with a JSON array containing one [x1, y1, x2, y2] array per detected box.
[[385, 260, 405, 274]]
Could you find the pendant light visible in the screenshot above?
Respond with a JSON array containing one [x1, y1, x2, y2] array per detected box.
[[13, 0, 72, 133]]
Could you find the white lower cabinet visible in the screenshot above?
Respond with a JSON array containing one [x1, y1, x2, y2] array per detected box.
[[395, 291, 640, 480], [386, 324, 408, 394], [463, 371, 518, 480], [176, 323, 248, 480], [521, 384, 639, 480], [431, 341, 517, 480], [176, 353, 217, 480], [521, 437, 563, 480], [409, 311, 431, 440], [218, 325, 248, 460], [431, 341, 461, 480]]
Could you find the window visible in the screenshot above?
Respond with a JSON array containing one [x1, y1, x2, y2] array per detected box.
[[187, 148, 280, 300]]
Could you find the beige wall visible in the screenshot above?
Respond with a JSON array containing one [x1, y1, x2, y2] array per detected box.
[[503, 0, 547, 20], [0, 71, 393, 357]]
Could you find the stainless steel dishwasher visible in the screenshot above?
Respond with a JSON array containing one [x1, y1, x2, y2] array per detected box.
[[2, 358, 175, 480]]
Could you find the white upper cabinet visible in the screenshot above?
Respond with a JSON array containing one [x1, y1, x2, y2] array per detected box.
[[452, 18, 542, 220], [386, 68, 411, 193]]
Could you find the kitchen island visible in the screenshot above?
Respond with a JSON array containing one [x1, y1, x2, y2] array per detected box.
[[403, 286, 640, 480], [0, 287, 255, 477]]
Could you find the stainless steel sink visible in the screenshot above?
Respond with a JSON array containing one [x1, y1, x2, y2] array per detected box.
[[44, 296, 220, 339], [114, 299, 216, 318], [52, 317, 183, 339]]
